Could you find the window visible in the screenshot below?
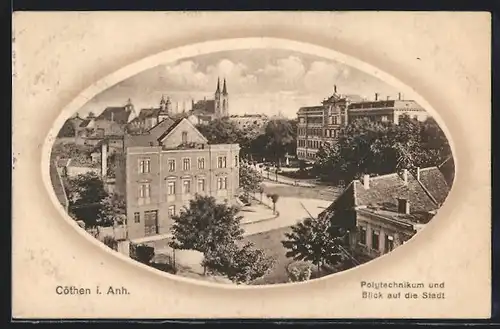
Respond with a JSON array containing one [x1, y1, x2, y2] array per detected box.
[[144, 210, 158, 236], [217, 156, 227, 168], [358, 226, 367, 245], [183, 158, 191, 171], [385, 235, 394, 253], [168, 159, 176, 172], [139, 159, 151, 173], [183, 180, 191, 194], [139, 183, 150, 198], [198, 157, 205, 170], [181, 131, 188, 144], [167, 181, 176, 195], [381, 115, 389, 122], [198, 178, 206, 192], [234, 155, 238, 167], [217, 176, 228, 190], [134, 212, 140, 223], [372, 230, 380, 251], [168, 205, 176, 217]]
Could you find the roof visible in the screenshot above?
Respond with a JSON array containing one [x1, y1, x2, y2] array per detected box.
[[136, 107, 171, 120], [192, 99, 215, 113], [320, 166, 451, 225], [156, 118, 185, 142], [125, 117, 176, 147], [96, 106, 131, 124], [79, 119, 92, 127], [297, 106, 324, 114], [348, 100, 425, 111]]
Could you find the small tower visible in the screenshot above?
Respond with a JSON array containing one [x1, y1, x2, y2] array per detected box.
[[125, 98, 134, 113], [166, 96, 172, 114], [160, 95, 166, 111]]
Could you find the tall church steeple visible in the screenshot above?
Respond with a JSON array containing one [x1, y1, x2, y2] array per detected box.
[[216, 77, 221, 94], [222, 78, 228, 95]]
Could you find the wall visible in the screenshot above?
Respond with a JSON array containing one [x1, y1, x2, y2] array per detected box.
[[66, 166, 101, 177], [124, 144, 240, 240]]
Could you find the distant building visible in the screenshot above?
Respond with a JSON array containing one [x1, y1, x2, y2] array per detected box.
[[319, 165, 451, 264], [188, 77, 229, 125], [127, 95, 175, 133], [296, 88, 429, 162], [114, 117, 240, 240], [76, 99, 135, 145], [296, 86, 359, 161], [348, 93, 428, 124], [228, 114, 269, 131]]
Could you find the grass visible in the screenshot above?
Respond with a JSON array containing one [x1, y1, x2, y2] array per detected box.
[[243, 226, 295, 285]]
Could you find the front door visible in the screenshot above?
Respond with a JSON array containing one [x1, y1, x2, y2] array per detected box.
[[144, 210, 159, 236]]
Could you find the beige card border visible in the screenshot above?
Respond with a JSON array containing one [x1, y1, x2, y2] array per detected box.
[[12, 11, 491, 319]]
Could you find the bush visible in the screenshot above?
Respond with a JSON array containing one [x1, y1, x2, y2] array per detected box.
[[102, 235, 118, 251], [287, 261, 313, 282], [130, 244, 155, 265]]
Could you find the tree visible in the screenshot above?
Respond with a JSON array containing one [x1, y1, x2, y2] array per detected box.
[[98, 193, 126, 227], [239, 164, 263, 198], [196, 118, 243, 144], [258, 184, 265, 202], [269, 193, 279, 214], [169, 195, 244, 273], [66, 172, 108, 228], [282, 216, 345, 274], [263, 119, 296, 166], [202, 242, 275, 284], [102, 235, 118, 251], [313, 115, 452, 184]]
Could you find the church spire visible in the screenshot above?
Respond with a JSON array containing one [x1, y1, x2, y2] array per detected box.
[[216, 77, 221, 94], [222, 78, 228, 95]]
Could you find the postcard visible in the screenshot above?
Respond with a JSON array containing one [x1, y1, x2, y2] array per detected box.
[[12, 11, 491, 319]]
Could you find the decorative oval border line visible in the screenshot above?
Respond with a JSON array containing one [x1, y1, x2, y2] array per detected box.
[[41, 36, 457, 290]]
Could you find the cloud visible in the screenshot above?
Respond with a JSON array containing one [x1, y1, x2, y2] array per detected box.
[[303, 61, 350, 94]]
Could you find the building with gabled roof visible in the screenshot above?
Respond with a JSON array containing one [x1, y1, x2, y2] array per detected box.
[[319, 165, 452, 263], [114, 116, 240, 240]]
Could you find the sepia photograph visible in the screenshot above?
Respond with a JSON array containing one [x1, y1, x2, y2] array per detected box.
[[48, 47, 455, 286], [13, 11, 490, 319]]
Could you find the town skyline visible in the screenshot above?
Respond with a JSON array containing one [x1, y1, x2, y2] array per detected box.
[[77, 49, 401, 119]]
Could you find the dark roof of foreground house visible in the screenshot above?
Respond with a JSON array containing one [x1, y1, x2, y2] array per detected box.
[[125, 117, 177, 147], [320, 166, 451, 227], [96, 106, 132, 124], [79, 119, 92, 128]]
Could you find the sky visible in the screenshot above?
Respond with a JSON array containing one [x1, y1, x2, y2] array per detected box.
[[78, 49, 401, 119]]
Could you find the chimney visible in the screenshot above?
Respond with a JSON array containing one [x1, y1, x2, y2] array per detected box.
[[101, 142, 107, 178], [111, 112, 114, 122], [375, 93, 379, 101], [363, 174, 370, 189], [398, 92, 402, 100], [416, 167, 421, 181], [334, 85, 337, 93], [402, 169, 408, 185], [398, 198, 410, 214], [386, 96, 390, 101]]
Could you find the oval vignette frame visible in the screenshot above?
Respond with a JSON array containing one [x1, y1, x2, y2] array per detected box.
[[40, 37, 457, 290]]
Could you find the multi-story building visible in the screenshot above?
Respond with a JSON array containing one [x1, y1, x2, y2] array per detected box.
[[114, 117, 240, 240], [348, 93, 428, 124], [228, 114, 269, 131], [296, 86, 355, 161], [296, 88, 429, 162], [76, 99, 135, 145], [319, 163, 452, 264], [127, 95, 175, 133]]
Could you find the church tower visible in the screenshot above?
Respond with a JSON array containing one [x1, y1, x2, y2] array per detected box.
[[214, 77, 222, 117], [221, 78, 229, 116]]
